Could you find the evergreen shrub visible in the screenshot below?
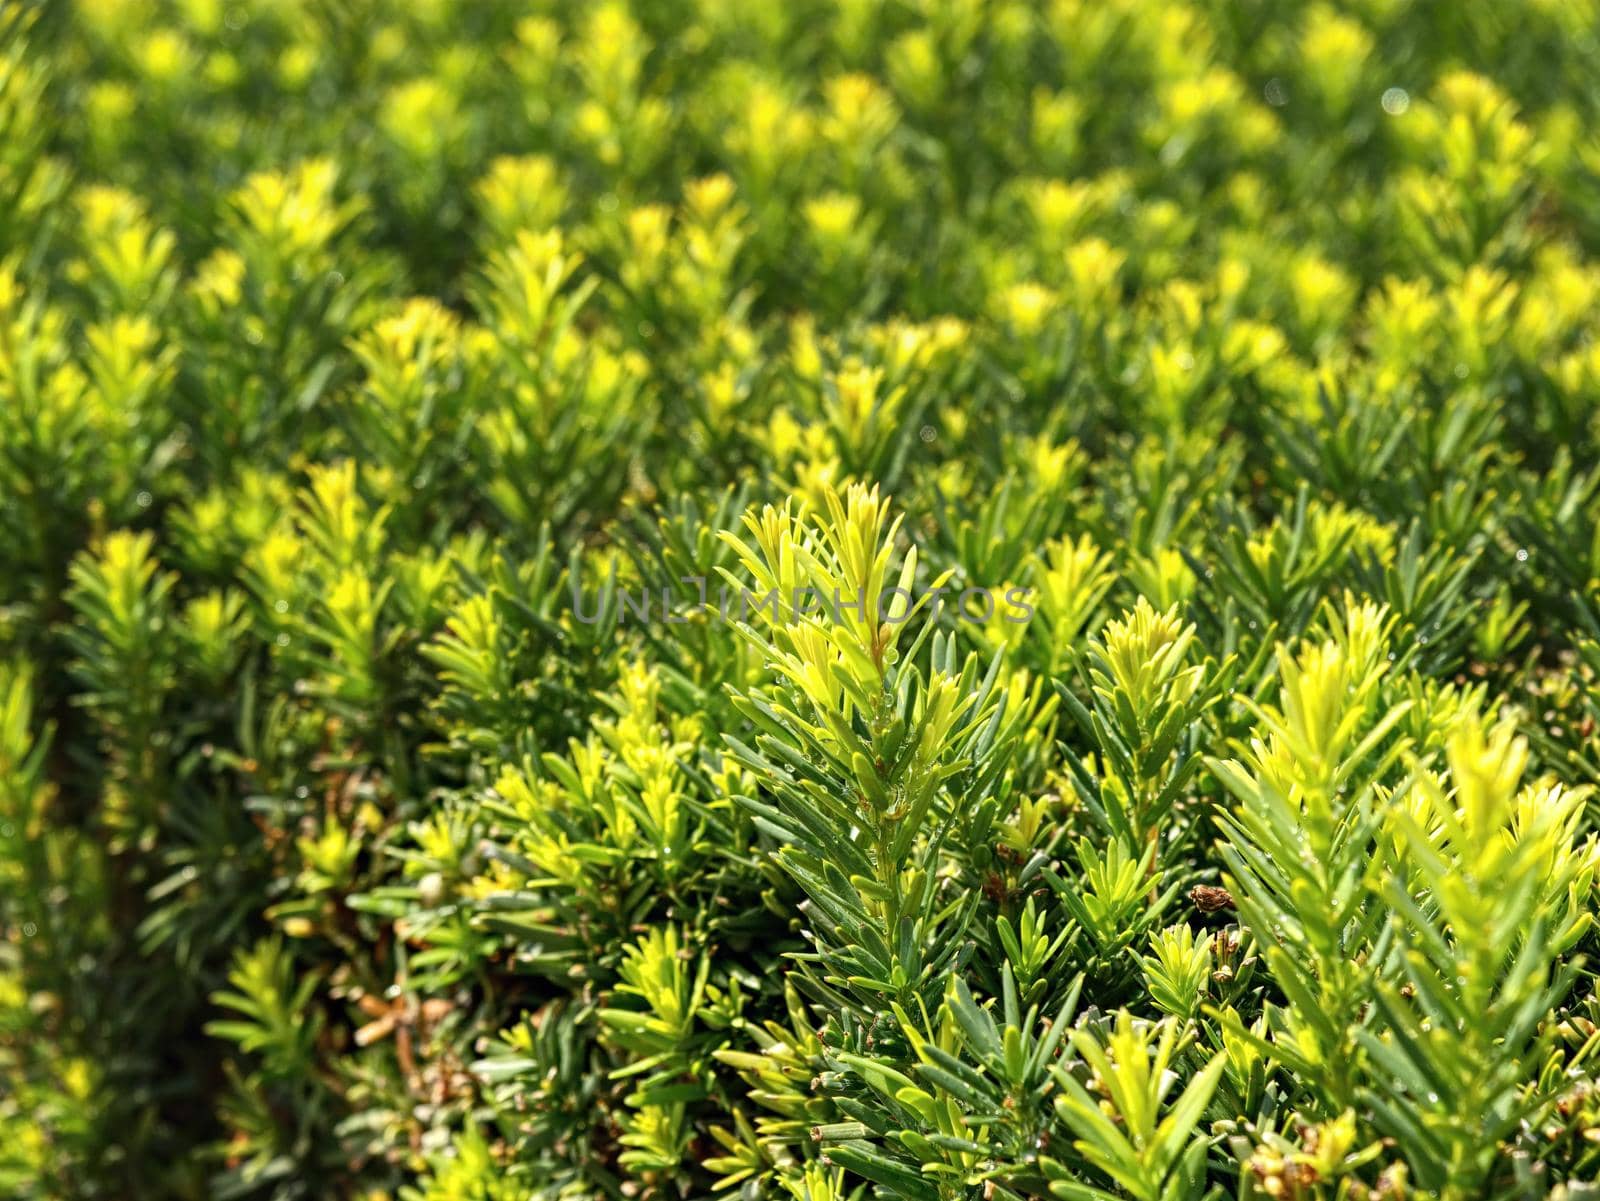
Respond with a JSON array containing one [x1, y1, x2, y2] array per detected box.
[[4, 2, 1600, 1198]]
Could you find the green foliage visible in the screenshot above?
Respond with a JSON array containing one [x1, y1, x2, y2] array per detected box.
[[5, 1, 1600, 1200]]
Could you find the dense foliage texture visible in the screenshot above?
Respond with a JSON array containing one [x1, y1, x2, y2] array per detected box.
[[5, 1, 1600, 1198]]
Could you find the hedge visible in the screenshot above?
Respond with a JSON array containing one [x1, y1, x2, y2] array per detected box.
[[4, 2, 1600, 1199]]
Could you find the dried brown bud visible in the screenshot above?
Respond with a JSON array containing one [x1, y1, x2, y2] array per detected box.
[[1189, 884, 1234, 913]]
